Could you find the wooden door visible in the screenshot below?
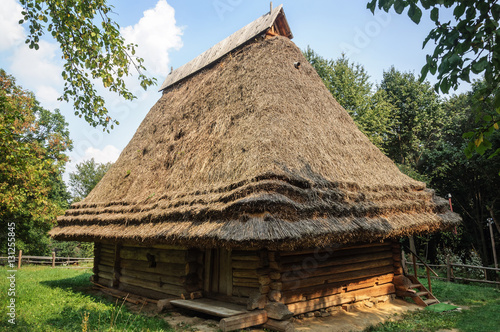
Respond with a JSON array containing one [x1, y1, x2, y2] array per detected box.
[[204, 248, 232, 296]]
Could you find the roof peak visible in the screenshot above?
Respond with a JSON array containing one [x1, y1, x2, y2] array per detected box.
[[159, 4, 292, 92]]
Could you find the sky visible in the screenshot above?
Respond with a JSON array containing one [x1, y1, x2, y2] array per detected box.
[[1, 0, 466, 185]]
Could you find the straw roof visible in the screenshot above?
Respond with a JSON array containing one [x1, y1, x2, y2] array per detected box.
[[50, 36, 460, 249]]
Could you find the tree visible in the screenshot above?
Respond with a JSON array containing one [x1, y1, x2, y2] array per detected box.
[[367, 0, 500, 164], [0, 69, 72, 254], [69, 158, 113, 202], [379, 67, 445, 168], [303, 47, 395, 150], [421, 80, 500, 268], [18, 0, 156, 130]]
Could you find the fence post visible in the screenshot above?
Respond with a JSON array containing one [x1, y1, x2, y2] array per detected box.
[[446, 255, 451, 282], [17, 250, 22, 269], [52, 252, 56, 268], [426, 267, 432, 293]]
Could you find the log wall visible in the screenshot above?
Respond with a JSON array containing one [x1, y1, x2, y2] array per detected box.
[[266, 241, 398, 315], [94, 242, 203, 299], [231, 250, 269, 298]]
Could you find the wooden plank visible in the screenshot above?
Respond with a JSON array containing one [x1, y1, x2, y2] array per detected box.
[[120, 247, 193, 264], [278, 245, 391, 265], [232, 286, 259, 298], [118, 282, 174, 300], [279, 251, 393, 272], [278, 241, 390, 257], [159, 5, 289, 92], [211, 250, 220, 294], [220, 249, 232, 296], [113, 243, 121, 288], [220, 310, 267, 332], [287, 284, 395, 315], [120, 268, 185, 286], [204, 249, 212, 293], [282, 265, 394, 291], [232, 260, 261, 269], [282, 258, 394, 282], [120, 259, 190, 277], [119, 275, 185, 297], [171, 298, 247, 318], [233, 269, 259, 278]]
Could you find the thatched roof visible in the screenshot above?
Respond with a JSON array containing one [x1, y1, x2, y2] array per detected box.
[[50, 35, 460, 249]]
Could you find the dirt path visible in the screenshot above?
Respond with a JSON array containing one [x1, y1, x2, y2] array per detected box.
[[157, 298, 421, 332]]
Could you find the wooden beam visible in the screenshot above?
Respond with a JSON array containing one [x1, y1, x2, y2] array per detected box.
[[171, 298, 247, 318], [287, 284, 395, 315], [219, 310, 267, 332]]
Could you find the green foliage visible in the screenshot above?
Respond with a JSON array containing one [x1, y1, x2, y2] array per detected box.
[[0, 69, 72, 255], [420, 80, 500, 265], [50, 240, 94, 258], [365, 279, 500, 332], [18, 0, 157, 131], [367, 0, 500, 163], [69, 158, 113, 201], [380, 67, 445, 167], [0, 266, 172, 331], [303, 47, 395, 150]]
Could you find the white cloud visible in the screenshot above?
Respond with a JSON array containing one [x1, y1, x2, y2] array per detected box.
[[121, 0, 183, 76], [10, 40, 62, 87], [36, 85, 62, 109], [79, 145, 121, 165], [0, 0, 24, 52]]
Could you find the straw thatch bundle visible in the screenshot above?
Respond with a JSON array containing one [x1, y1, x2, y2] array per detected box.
[[50, 36, 460, 249]]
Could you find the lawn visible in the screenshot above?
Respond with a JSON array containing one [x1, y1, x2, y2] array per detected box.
[[365, 279, 500, 332], [0, 266, 173, 331], [2, 266, 499, 332]]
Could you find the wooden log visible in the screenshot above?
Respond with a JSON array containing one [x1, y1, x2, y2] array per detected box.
[[247, 293, 267, 310], [98, 264, 114, 274], [98, 271, 114, 280], [113, 243, 121, 288], [270, 282, 283, 291], [120, 247, 195, 264], [260, 285, 270, 294], [279, 251, 393, 272], [281, 265, 394, 291], [219, 310, 267, 332], [120, 259, 191, 277], [259, 276, 272, 285], [119, 275, 185, 297], [18, 250, 22, 269], [345, 273, 394, 292], [97, 277, 113, 288], [268, 290, 282, 302], [265, 302, 293, 320], [99, 257, 114, 266], [233, 277, 259, 284], [282, 258, 394, 282], [232, 286, 260, 298], [287, 284, 395, 315], [278, 242, 390, 257], [232, 260, 261, 269], [263, 319, 295, 332], [282, 284, 343, 304], [232, 250, 259, 260], [93, 242, 101, 283], [118, 282, 174, 300], [233, 280, 260, 288], [233, 269, 259, 278], [120, 268, 185, 286]]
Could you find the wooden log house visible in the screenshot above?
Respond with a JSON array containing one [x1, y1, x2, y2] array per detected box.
[[50, 5, 461, 331]]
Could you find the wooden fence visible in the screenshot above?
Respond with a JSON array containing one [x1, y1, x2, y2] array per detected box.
[[403, 256, 500, 286], [0, 250, 93, 269]]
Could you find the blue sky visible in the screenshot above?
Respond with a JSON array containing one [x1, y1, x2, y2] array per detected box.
[[1, 0, 465, 184]]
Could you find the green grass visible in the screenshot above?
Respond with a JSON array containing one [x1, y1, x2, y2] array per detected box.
[[0, 266, 173, 331], [365, 279, 500, 332]]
